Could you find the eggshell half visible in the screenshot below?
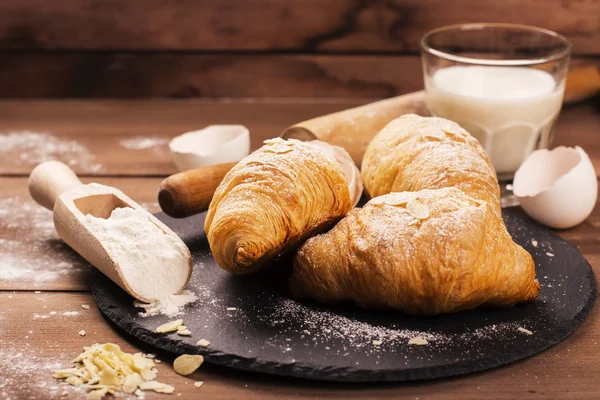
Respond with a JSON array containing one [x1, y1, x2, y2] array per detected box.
[[169, 125, 250, 171], [513, 146, 597, 229]]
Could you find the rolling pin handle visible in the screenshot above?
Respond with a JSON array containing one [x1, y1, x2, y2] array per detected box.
[[28, 160, 83, 210], [158, 162, 236, 218]]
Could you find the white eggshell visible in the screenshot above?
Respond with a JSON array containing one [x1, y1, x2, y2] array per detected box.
[[513, 146, 597, 229], [169, 125, 250, 171]]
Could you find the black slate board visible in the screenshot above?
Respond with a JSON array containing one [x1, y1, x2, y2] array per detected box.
[[92, 207, 596, 382]]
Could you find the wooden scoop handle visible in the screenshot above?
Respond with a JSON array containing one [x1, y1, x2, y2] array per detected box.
[[28, 161, 83, 210], [158, 162, 236, 218]]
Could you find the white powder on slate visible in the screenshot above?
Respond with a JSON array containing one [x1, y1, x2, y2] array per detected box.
[[83, 207, 190, 301], [119, 137, 168, 150], [134, 290, 198, 317], [270, 298, 441, 349], [0, 131, 102, 172]]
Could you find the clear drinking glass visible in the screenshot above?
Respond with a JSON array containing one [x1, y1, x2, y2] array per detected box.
[[421, 23, 571, 180]]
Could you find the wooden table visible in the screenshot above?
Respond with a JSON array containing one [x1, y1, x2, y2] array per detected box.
[[1, 98, 599, 399]]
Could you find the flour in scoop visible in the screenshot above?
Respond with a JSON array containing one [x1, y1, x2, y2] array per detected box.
[[84, 207, 190, 301]]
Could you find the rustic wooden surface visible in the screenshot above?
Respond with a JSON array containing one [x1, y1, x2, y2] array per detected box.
[[0, 54, 425, 98], [1, 0, 599, 98], [1, 0, 598, 53], [1, 99, 600, 399]]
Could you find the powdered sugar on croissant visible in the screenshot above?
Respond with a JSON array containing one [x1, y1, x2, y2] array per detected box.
[[205, 138, 352, 274], [291, 188, 539, 315]]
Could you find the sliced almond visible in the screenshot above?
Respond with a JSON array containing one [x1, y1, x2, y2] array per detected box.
[[196, 339, 210, 347], [87, 388, 108, 400], [177, 329, 192, 336], [123, 373, 143, 394], [194, 381, 204, 388], [517, 327, 534, 335], [421, 129, 446, 140], [155, 319, 184, 333], [173, 354, 204, 376], [81, 304, 91, 310], [153, 383, 175, 394], [408, 336, 428, 345], [264, 139, 293, 154], [406, 200, 429, 220], [139, 381, 164, 390]]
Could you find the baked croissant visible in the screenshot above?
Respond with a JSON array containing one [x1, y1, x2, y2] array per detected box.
[[291, 188, 540, 315], [205, 138, 357, 274], [361, 114, 501, 211]]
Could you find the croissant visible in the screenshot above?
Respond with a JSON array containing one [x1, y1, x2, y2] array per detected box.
[[361, 114, 501, 211], [290, 188, 540, 315], [205, 138, 358, 274]]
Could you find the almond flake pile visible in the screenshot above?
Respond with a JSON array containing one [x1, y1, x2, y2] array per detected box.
[[52, 343, 174, 399]]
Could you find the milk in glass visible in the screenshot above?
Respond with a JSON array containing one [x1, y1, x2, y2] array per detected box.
[[425, 66, 564, 175]]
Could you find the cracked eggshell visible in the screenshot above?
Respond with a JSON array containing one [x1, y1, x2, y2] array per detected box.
[[169, 125, 250, 171], [306, 140, 364, 207], [513, 146, 597, 229]]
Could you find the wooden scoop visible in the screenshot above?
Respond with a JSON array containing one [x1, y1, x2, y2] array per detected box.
[[28, 160, 192, 303]]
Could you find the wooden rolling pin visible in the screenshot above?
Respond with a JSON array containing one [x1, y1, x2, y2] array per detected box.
[[158, 162, 237, 218], [29, 160, 192, 302], [564, 65, 600, 104]]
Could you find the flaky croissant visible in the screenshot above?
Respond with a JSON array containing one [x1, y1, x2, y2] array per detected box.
[[361, 114, 501, 211], [205, 138, 354, 274], [291, 188, 540, 315]]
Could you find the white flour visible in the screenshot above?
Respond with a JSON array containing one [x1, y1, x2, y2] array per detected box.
[[83, 207, 190, 301], [0, 131, 102, 172], [119, 137, 168, 150], [0, 197, 85, 286], [134, 290, 197, 317]]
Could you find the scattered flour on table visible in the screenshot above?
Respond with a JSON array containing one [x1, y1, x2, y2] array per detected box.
[[0, 341, 74, 399], [0, 197, 84, 286], [83, 207, 190, 300], [135, 290, 198, 317], [119, 136, 169, 150], [0, 131, 102, 172]]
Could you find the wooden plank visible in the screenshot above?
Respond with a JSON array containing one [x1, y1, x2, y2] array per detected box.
[[0, 53, 423, 98], [1, 288, 600, 399], [0, 54, 598, 99], [0, 98, 599, 176], [0, 0, 598, 54], [0, 177, 161, 291]]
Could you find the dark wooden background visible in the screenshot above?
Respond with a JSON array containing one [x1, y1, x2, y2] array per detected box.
[[1, 0, 599, 98]]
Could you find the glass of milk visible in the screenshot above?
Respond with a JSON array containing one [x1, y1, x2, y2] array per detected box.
[[421, 23, 571, 179]]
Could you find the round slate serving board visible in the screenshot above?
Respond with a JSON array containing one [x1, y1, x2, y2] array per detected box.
[[92, 207, 596, 382]]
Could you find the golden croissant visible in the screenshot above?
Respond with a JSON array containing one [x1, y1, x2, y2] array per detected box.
[[291, 188, 540, 315], [361, 114, 501, 211], [205, 138, 356, 274]]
